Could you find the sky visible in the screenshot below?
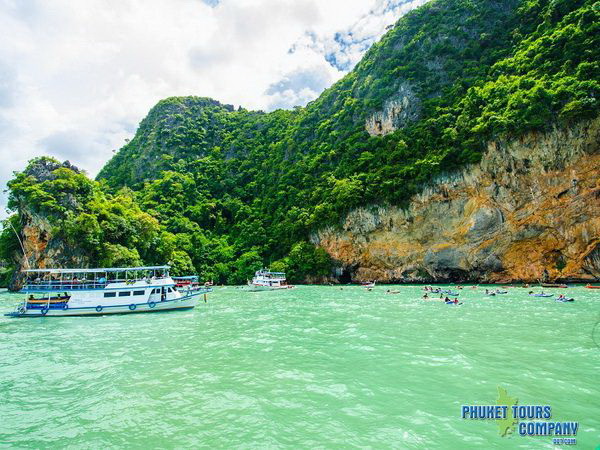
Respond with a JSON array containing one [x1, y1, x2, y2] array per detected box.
[[0, 0, 428, 215]]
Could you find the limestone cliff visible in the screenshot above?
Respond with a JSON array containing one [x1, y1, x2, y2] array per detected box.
[[8, 160, 91, 290], [365, 82, 420, 136], [313, 118, 600, 283], [14, 211, 89, 282]]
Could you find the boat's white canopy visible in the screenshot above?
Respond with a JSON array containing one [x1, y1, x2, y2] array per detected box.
[[24, 266, 170, 274], [257, 270, 285, 276]]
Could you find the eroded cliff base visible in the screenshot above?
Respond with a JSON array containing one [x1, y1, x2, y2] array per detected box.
[[314, 118, 600, 283]]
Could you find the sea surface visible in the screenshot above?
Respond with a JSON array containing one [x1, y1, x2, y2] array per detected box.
[[0, 285, 598, 449]]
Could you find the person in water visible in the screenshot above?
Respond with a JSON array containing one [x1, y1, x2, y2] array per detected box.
[[423, 293, 429, 299], [444, 296, 450, 302]]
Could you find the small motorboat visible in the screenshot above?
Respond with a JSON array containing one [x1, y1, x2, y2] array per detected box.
[[173, 275, 207, 292], [361, 281, 376, 289], [585, 284, 600, 289], [555, 297, 575, 302]]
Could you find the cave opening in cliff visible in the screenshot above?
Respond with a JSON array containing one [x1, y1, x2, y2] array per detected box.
[[337, 268, 353, 284]]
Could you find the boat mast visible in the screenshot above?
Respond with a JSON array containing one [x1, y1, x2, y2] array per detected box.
[[8, 219, 31, 270]]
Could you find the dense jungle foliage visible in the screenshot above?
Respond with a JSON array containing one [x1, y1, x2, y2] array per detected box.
[[2, 0, 599, 284]]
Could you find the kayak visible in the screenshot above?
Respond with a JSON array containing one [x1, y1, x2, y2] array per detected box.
[[495, 291, 508, 294], [529, 293, 553, 297], [443, 291, 460, 296], [445, 301, 462, 305], [555, 298, 574, 302]]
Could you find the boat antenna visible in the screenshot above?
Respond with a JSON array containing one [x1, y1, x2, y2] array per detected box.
[[8, 217, 30, 270]]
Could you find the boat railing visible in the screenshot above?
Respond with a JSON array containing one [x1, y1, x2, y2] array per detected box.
[[23, 276, 171, 292], [22, 282, 109, 291], [182, 286, 213, 295]]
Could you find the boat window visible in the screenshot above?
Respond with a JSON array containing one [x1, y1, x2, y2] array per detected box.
[[104, 292, 116, 298], [152, 288, 159, 294], [167, 287, 173, 293], [118, 291, 131, 297], [133, 290, 145, 296]]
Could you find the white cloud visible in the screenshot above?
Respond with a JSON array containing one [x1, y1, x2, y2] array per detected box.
[[0, 0, 428, 217], [289, 0, 430, 72]]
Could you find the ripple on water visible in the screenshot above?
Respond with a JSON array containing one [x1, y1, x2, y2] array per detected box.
[[0, 286, 598, 448]]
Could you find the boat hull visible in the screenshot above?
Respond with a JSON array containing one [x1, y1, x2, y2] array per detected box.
[[245, 285, 294, 292], [6, 294, 199, 318]]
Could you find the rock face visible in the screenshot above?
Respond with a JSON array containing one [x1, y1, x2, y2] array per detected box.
[[365, 82, 420, 136], [9, 160, 91, 290], [9, 211, 91, 291], [313, 118, 600, 283], [11, 211, 90, 290]]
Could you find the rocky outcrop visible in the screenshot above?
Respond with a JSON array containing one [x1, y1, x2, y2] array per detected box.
[[365, 82, 420, 136], [10, 211, 90, 289], [9, 210, 91, 291], [9, 160, 91, 290], [313, 117, 600, 283]]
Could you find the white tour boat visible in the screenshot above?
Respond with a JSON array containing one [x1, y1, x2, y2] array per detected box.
[[5, 266, 212, 317], [246, 269, 294, 291]]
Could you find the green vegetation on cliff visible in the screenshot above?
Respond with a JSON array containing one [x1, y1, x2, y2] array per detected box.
[[4, 158, 163, 268], [4, 0, 599, 284]]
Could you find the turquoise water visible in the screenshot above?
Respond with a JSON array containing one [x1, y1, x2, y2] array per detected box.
[[0, 285, 598, 448]]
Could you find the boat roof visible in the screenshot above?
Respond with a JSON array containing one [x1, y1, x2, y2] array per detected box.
[[172, 276, 198, 280], [257, 270, 285, 275], [23, 266, 170, 274]]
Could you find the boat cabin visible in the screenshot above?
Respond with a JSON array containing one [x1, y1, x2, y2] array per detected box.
[[23, 266, 171, 292]]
